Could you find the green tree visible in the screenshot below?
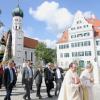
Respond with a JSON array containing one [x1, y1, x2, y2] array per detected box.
[[43, 48, 56, 64], [35, 42, 56, 65]]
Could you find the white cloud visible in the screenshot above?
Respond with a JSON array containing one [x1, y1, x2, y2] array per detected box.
[[29, 1, 73, 33], [35, 38, 56, 49], [42, 39, 56, 49], [83, 11, 94, 19]]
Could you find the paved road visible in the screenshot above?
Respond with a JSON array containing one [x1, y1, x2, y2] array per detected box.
[[0, 73, 57, 100], [0, 73, 100, 100]]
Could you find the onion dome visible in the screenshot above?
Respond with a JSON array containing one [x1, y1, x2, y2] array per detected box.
[[12, 6, 24, 18]]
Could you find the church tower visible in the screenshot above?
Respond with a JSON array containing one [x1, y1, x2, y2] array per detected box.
[[12, 5, 24, 66]]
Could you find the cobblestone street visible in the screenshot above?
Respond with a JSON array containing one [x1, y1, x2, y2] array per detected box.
[[0, 73, 57, 100]]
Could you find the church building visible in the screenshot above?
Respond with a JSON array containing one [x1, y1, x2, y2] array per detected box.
[[0, 5, 38, 66]]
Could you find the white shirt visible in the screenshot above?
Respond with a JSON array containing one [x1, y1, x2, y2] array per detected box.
[[56, 68, 61, 79], [27, 67, 32, 78], [8, 67, 14, 83]]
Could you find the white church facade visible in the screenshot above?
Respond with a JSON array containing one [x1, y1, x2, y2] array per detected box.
[[57, 11, 100, 69], [11, 6, 38, 66]]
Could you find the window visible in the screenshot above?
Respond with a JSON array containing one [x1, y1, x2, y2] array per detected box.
[[77, 20, 82, 24], [80, 42, 83, 46], [84, 32, 90, 36], [96, 41, 100, 46], [65, 44, 69, 48], [63, 45, 66, 49], [85, 51, 91, 56], [25, 51, 27, 60], [77, 34, 83, 37], [78, 52, 84, 56], [75, 43, 78, 47], [84, 41, 90, 46], [31, 52, 33, 61], [71, 35, 76, 38], [79, 60, 84, 67], [71, 27, 75, 30], [16, 26, 17, 30], [64, 53, 69, 57], [59, 44, 69, 49], [71, 43, 74, 47], [72, 52, 77, 57], [97, 51, 100, 56], [15, 19, 18, 21], [84, 25, 89, 28], [77, 26, 82, 29]]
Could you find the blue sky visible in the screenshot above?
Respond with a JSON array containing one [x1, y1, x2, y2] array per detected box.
[[0, 0, 100, 47]]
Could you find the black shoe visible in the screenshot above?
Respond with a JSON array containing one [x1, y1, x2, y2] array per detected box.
[[28, 98, 32, 100], [48, 94, 53, 98], [23, 96, 26, 100], [39, 95, 42, 99], [55, 92, 57, 96]]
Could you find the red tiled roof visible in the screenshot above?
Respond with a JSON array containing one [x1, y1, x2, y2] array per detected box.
[[1, 32, 38, 49], [24, 37, 38, 48], [87, 18, 100, 27], [57, 31, 68, 43], [87, 18, 100, 37]]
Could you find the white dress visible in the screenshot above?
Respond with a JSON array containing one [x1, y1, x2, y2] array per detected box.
[[58, 69, 82, 100], [80, 70, 94, 100]]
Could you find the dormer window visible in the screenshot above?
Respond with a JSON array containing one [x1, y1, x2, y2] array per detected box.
[[77, 20, 82, 24], [71, 27, 75, 30]]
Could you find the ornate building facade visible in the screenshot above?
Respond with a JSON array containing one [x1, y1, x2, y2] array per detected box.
[[57, 11, 100, 69]]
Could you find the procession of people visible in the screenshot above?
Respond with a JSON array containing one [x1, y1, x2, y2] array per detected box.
[[0, 59, 94, 100]]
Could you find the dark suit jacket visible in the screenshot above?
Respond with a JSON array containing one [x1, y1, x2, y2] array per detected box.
[[22, 67, 33, 84], [44, 67, 54, 82], [33, 69, 42, 84], [53, 67, 64, 82], [4, 67, 17, 88]]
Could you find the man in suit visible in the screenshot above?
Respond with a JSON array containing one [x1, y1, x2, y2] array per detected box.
[[44, 63, 54, 98], [3, 60, 17, 100], [33, 67, 42, 99], [53, 64, 64, 96], [22, 60, 33, 100]]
